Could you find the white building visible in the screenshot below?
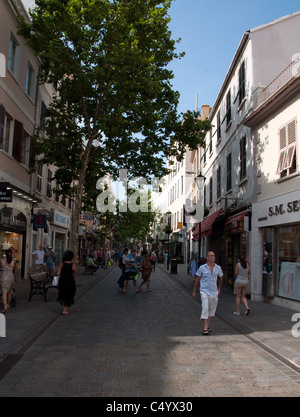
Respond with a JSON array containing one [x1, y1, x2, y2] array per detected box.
[[189, 10, 300, 305], [243, 57, 300, 310]]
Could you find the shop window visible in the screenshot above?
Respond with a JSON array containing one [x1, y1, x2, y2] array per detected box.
[[276, 119, 297, 178], [277, 225, 300, 301]]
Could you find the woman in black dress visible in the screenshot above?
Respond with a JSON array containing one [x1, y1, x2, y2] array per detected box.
[[56, 250, 77, 315]]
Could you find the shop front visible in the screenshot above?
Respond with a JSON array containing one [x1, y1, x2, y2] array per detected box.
[[252, 190, 300, 309], [225, 210, 250, 287], [0, 207, 27, 279], [52, 209, 70, 264]]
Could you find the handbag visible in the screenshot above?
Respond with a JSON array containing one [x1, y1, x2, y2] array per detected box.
[[108, 260, 111, 266], [52, 275, 59, 286]]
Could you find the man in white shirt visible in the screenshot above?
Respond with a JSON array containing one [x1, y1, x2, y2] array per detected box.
[[192, 251, 223, 335], [32, 244, 46, 273]]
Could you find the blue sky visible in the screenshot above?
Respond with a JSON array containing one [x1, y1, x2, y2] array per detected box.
[[168, 0, 300, 115]]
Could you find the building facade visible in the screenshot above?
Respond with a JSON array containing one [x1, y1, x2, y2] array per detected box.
[[0, 0, 73, 277], [189, 10, 300, 309], [243, 58, 300, 309]]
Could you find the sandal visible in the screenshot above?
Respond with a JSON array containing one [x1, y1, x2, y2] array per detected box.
[[202, 330, 209, 335], [207, 328, 212, 332], [245, 308, 250, 316]]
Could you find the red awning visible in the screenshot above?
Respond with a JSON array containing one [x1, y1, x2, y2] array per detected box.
[[225, 210, 248, 226], [193, 209, 222, 239]]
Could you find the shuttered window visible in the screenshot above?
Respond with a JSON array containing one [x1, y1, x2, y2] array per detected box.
[[276, 119, 297, 177]]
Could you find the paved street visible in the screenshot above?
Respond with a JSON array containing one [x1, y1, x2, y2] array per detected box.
[[0, 262, 299, 398]]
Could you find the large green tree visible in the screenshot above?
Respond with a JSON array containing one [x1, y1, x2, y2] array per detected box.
[[18, 0, 211, 256]]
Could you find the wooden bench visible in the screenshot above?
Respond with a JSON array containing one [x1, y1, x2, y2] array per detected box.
[[27, 272, 58, 302]]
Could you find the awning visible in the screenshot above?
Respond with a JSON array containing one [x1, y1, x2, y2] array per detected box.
[[87, 228, 100, 240], [193, 209, 222, 239], [225, 210, 248, 227]]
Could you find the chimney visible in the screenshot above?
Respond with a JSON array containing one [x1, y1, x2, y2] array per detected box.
[[201, 104, 211, 120]]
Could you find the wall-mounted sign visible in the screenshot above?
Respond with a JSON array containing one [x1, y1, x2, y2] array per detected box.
[[269, 200, 300, 216], [0, 182, 12, 202], [53, 210, 70, 229]]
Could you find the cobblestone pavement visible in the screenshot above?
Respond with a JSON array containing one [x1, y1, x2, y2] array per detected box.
[[0, 262, 299, 397]]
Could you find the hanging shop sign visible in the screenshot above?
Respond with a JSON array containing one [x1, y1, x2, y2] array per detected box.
[[0, 182, 12, 202], [33, 214, 47, 229]]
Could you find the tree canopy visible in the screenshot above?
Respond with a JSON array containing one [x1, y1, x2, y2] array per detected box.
[[18, 0, 211, 250]]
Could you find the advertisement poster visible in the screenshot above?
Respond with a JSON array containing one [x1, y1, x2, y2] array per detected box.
[[278, 262, 300, 301]]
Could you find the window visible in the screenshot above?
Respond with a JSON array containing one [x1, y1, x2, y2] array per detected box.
[[4, 114, 12, 153], [0, 104, 5, 149], [21, 131, 30, 166], [226, 153, 232, 191], [238, 61, 246, 105], [226, 90, 231, 125], [8, 32, 19, 77], [209, 129, 212, 154], [209, 177, 213, 206], [46, 169, 52, 198], [276, 119, 297, 178], [40, 101, 47, 132], [221, 90, 232, 127], [217, 166, 221, 199], [234, 61, 246, 106], [217, 111, 221, 141], [26, 61, 35, 98], [36, 164, 43, 192], [12, 120, 23, 162], [240, 136, 247, 180]]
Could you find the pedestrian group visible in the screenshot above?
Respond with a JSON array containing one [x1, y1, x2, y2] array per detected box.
[[1, 241, 252, 335]]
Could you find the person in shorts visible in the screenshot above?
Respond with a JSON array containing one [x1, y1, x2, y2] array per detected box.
[[192, 251, 223, 335], [233, 254, 251, 316], [122, 249, 140, 294]]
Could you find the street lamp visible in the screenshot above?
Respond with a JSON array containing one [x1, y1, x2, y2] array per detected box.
[[166, 211, 172, 270], [186, 172, 206, 264], [195, 173, 206, 266]]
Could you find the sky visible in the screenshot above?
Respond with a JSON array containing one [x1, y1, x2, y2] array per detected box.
[[168, 0, 300, 115], [22, 0, 300, 115]]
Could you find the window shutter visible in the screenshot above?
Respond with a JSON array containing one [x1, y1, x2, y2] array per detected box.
[[12, 119, 23, 162]]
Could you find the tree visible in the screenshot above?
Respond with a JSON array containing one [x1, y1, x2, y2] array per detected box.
[[18, 0, 211, 257]]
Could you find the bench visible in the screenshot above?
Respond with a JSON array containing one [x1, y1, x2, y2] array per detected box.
[[27, 272, 58, 302]]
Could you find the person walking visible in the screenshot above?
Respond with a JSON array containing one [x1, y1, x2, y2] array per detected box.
[[56, 250, 77, 315], [151, 251, 157, 271], [32, 244, 46, 272], [122, 249, 140, 294], [138, 251, 153, 292], [192, 251, 223, 335], [234, 254, 251, 316], [45, 245, 55, 277], [117, 248, 128, 289], [0, 248, 16, 314]]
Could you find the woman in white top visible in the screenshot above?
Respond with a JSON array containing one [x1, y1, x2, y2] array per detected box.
[[234, 254, 251, 316]]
